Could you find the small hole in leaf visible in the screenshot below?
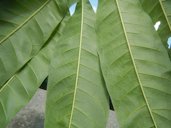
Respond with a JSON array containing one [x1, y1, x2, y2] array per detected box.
[[69, 3, 77, 16], [167, 37, 171, 49], [89, 0, 98, 13], [154, 21, 161, 31]]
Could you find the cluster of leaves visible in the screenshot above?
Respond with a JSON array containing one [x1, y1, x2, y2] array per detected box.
[[0, 0, 171, 128]]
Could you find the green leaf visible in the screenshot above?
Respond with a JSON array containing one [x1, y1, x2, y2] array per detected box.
[[55, 0, 79, 8], [0, 39, 47, 128], [0, 0, 65, 88], [140, 0, 171, 56], [96, 0, 171, 128], [67, 0, 80, 6], [0, 0, 45, 40], [0, 16, 66, 127], [45, 1, 109, 128]]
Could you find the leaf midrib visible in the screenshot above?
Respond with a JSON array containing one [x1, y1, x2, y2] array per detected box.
[[159, 0, 171, 31], [68, 1, 84, 128], [115, 0, 158, 127], [0, 0, 51, 44]]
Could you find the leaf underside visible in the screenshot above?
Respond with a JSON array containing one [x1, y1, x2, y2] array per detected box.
[[45, 1, 109, 128], [0, 0, 67, 127], [1, 0, 171, 128], [0, 34, 51, 128], [0, 0, 64, 88], [97, 0, 171, 128], [140, 0, 171, 57]]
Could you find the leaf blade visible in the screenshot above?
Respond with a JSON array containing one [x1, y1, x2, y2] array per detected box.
[[96, 0, 171, 127], [140, 0, 171, 56], [0, 0, 65, 88], [45, 1, 109, 128], [0, 14, 66, 128]]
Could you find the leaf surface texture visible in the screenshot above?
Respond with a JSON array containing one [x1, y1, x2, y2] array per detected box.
[[96, 0, 171, 127], [45, 1, 109, 128], [0, 0, 64, 88]]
